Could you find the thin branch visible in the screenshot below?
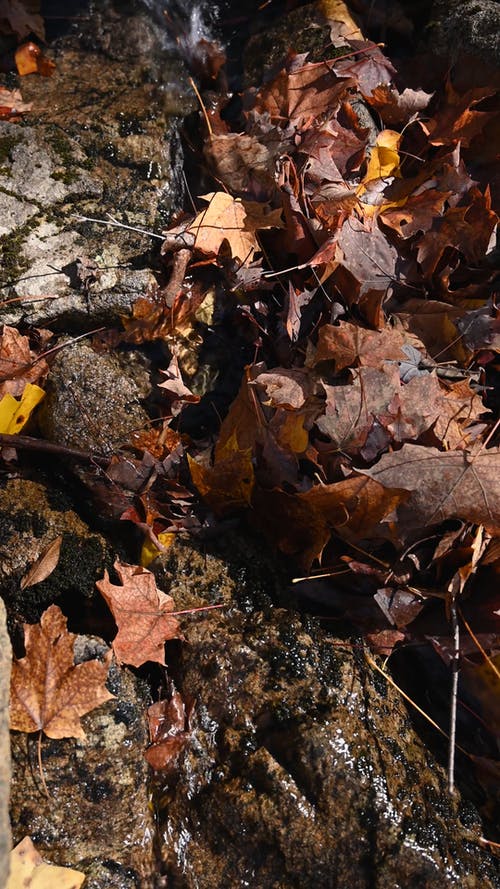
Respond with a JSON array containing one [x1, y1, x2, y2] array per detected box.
[[0, 434, 110, 466], [448, 592, 460, 794], [73, 214, 164, 241]]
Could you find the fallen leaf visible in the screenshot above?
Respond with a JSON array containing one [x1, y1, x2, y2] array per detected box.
[[0, 86, 32, 118], [10, 604, 113, 739], [368, 84, 433, 127], [361, 444, 500, 538], [0, 0, 44, 39], [15, 41, 55, 76], [310, 321, 407, 371], [318, 0, 364, 43], [188, 431, 255, 516], [252, 475, 407, 567], [20, 536, 62, 590], [7, 836, 85, 889], [0, 382, 45, 433], [185, 191, 282, 266], [252, 57, 354, 127], [144, 691, 192, 771], [0, 325, 48, 397], [96, 560, 184, 667]]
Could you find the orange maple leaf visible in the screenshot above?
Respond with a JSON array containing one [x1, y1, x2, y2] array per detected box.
[[186, 191, 283, 265], [10, 605, 114, 739], [96, 560, 184, 667]]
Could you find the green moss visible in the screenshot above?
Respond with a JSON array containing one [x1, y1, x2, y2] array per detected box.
[[0, 218, 37, 287], [0, 134, 23, 165]]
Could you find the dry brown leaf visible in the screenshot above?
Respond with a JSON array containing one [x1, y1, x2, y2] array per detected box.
[[362, 444, 500, 538], [0, 86, 32, 118], [253, 475, 407, 567], [20, 536, 62, 590], [96, 560, 184, 667], [7, 836, 85, 889], [310, 321, 407, 371], [10, 604, 113, 739], [186, 191, 282, 266], [0, 0, 44, 39], [0, 325, 49, 397]]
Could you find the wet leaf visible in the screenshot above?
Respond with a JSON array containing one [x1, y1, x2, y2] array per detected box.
[[96, 560, 184, 667], [144, 691, 192, 771], [10, 605, 113, 739]]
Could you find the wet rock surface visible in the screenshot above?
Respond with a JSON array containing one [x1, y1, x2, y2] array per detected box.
[[150, 539, 500, 889], [9, 642, 155, 889], [0, 0, 192, 331], [0, 476, 112, 629]]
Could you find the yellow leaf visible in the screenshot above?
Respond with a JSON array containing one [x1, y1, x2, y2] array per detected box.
[[318, 0, 364, 41], [362, 130, 401, 184], [0, 383, 45, 434], [7, 836, 85, 889], [140, 532, 176, 568]]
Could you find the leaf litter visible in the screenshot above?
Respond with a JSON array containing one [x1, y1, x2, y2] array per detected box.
[[2, 0, 500, 854]]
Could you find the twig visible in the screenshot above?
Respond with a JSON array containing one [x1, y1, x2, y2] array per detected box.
[[160, 248, 192, 308], [73, 214, 164, 241], [448, 591, 460, 794], [189, 76, 213, 136], [0, 433, 110, 467]]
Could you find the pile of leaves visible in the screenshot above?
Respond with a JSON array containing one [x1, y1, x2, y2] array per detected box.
[[121, 1, 500, 648]]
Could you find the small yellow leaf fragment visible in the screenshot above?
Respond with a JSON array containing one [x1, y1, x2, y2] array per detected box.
[[0, 383, 45, 434], [362, 129, 401, 184], [7, 836, 85, 889], [140, 531, 176, 568]]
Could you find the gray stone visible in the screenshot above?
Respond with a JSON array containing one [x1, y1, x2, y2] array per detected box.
[[37, 339, 150, 454], [0, 0, 194, 331], [0, 599, 11, 889], [428, 0, 500, 68]]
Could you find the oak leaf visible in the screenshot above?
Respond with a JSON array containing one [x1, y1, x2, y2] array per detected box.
[[96, 560, 184, 667], [7, 837, 85, 889], [10, 605, 114, 739]]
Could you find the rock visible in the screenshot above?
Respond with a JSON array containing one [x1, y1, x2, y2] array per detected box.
[[0, 0, 193, 331], [0, 476, 112, 627], [148, 539, 499, 889], [37, 338, 150, 454], [428, 0, 500, 69], [9, 638, 155, 889], [0, 599, 11, 889]]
